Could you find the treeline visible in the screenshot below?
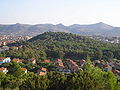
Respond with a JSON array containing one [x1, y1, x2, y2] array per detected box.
[[0, 61, 120, 90], [1, 32, 120, 61]]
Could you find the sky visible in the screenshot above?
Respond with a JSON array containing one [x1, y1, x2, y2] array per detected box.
[[0, 0, 120, 26]]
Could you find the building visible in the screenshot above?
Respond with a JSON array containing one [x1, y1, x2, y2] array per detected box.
[[28, 58, 36, 65], [37, 67, 47, 76], [55, 59, 64, 71], [1, 46, 9, 50], [10, 46, 19, 50], [21, 68, 27, 73], [112, 69, 120, 78], [1, 41, 6, 46], [102, 64, 112, 71], [107, 60, 114, 66], [67, 60, 79, 73], [79, 59, 86, 67], [113, 63, 120, 70], [41, 59, 51, 63], [55, 59, 64, 67], [12, 58, 22, 63], [0, 67, 8, 74], [93, 60, 101, 67], [0, 57, 11, 65]]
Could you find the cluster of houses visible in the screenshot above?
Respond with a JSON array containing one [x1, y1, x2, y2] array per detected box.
[[93, 60, 120, 78], [0, 57, 120, 78], [0, 35, 32, 53], [0, 57, 27, 74], [0, 44, 22, 53], [0, 35, 31, 53], [54, 59, 120, 78], [0, 57, 47, 76], [89, 36, 120, 44], [0, 35, 32, 44]]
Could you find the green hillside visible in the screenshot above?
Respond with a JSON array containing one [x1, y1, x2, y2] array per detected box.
[[2, 32, 120, 60]]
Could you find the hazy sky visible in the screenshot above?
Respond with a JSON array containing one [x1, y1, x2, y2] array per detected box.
[[0, 0, 120, 26]]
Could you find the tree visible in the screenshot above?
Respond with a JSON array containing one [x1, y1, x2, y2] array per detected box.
[[47, 71, 66, 90], [8, 61, 24, 77], [58, 51, 65, 59], [19, 72, 49, 90], [104, 51, 114, 60], [94, 49, 103, 60]]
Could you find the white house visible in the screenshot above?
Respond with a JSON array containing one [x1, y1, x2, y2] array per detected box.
[[0, 57, 11, 65]]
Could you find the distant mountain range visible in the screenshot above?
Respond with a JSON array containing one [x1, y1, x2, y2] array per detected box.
[[0, 22, 120, 37]]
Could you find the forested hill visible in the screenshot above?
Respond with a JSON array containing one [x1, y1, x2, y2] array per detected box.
[[2, 32, 120, 60], [1, 33, 120, 90], [28, 32, 120, 60]]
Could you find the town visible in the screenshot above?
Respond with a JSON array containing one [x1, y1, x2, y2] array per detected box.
[[89, 35, 120, 44], [0, 56, 120, 78], [0, 35, 32, 45], [0, 34, 120, 78], [0, 35, 32, 52]]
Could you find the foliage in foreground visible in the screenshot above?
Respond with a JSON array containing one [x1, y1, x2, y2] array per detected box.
[[0, 64, 120, 90]]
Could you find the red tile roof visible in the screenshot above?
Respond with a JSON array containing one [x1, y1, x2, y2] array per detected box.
[[10, 46, 18, 49], [0, 57, 6, 60], [39, 67, 47, 72], [103, 64, 109, 68], [41, 59, 51, 63], [56, 59, 62, 62], [21, 68, 27, 71], [0, 57, 7, 61], [0, 67, 7, 71], [12, 58, 22, 63], [37, 71, 46, 76], [55, 59, 64, 67]]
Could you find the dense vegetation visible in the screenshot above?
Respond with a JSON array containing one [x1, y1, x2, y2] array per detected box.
[[0, 32, 120, 90], [0, 61, 120, 90], [1, 32, 120, 61]]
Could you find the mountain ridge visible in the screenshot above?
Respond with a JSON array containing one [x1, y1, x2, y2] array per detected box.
[[0, 22, 120, 37]]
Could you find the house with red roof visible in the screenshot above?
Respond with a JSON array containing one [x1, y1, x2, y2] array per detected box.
[[12, 58, 22, 63], [37, 67, 47, 76], [41, 59, 51, 63], [0, 67, 8, 74], [113, 63, 120, 70], [21, 68, 27, 73], [55, 59, 64, 71], [112, 69, 120, 78], [67, 60, 79, 72], [107, 60, 114, 66], [102, 64, 112, 71]]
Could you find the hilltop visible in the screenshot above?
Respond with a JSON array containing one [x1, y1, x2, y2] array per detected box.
[[3, 32, 120, 60]]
